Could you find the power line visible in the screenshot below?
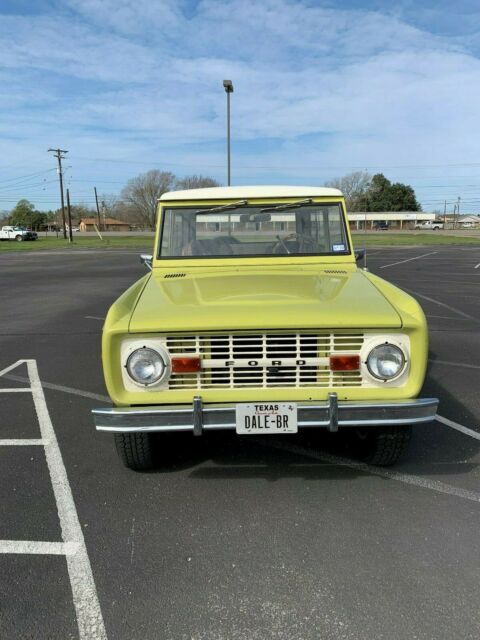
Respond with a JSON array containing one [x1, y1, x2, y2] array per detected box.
[[0, 179, 58, 193], [70, 155, 480, 171], [0, 168, 54, 184]]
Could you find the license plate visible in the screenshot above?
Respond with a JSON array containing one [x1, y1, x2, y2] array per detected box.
[[236, 403, 298, 434]]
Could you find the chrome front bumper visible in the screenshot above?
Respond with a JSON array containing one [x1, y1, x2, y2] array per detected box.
[[92, 395, 439, 435]]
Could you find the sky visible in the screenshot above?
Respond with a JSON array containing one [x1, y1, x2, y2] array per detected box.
[[1, 0, 480, 213]]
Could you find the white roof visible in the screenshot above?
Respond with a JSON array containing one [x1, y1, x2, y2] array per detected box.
[[160, 185, 342, 201]]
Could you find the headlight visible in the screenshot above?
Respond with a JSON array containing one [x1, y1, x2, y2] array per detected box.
[[126, 347, 167, 386], [366, 343, 405, 380]]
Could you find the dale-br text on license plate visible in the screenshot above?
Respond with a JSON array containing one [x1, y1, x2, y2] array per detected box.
[[236, 403, 298, 434]]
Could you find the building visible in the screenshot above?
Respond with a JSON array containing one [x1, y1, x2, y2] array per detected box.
[[79, 217, 131, 232], [348, 211, 435, 230]]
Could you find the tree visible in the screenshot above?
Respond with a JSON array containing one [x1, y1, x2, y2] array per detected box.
[[9, 199, 47, 230], [175, 175, 221, 190], [68, 204, 96, 222], [366, 174, 421, 212], [325, 171, 372, 211], [121, 170, 176, 230]]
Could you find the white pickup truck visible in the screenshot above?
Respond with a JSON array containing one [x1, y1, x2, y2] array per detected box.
[[414, 220, 444, 230], [0, 226, 38, 241]]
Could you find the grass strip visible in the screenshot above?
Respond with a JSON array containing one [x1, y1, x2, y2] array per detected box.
[[0, 236, 155, 252], [351, 233, 480, 246]]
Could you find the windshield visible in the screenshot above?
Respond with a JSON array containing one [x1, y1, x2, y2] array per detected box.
[[159, 203, 349, 258]]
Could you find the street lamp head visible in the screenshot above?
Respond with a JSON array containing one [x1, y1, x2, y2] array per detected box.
[[223, 79, 234, 93]]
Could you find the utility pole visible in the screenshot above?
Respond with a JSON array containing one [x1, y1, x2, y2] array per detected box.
[[94, 187, 102, 231], [456, 196, 461, 229], [444, 200, 447, 228], [66, 188, 73, 243], [48, 148, 68, 239], [101, 200, 107, 231]]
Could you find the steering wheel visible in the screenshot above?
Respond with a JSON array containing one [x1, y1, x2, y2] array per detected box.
[[272, 233, 317, 254]]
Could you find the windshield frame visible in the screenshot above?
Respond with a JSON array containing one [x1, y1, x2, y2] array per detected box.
[[156, 200, 352, 262]]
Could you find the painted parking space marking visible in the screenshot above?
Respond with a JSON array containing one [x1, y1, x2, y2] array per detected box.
[[0, 360, 108, 640], [405, 289, 479, 322], [0, 439, 46, 446], [5, 373, 110, 403], [85, 316, 105, 321], [436, 415, 480, 441], [261, 440, 480, 504], [0, 540, 81, 555], [0, 388, 31, 393], [379, 251, 437, 269], [429, 359, 480, 370], [475, 263, 480, 269], [0, 360, 29, 377]]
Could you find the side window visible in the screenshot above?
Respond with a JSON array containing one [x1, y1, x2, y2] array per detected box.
[[160, 210, 173, 255]]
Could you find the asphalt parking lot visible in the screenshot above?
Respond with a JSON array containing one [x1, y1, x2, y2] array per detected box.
[[0, 245, 479, 640]]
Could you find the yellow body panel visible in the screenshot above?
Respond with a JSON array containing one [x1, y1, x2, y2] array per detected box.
[[101, 195, 429, 406]]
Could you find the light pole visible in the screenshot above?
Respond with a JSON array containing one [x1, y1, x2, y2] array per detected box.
[[223, 80, 234, 186]]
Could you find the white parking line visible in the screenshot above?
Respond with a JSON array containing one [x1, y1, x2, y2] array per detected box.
[[429, 359, 480, 370], [0, 541, 80, 555], [261, 440, 480, 504], [405, 289, 478, 322], [28, 360, 108, 640], [0, 388, 31, 393], [379, 251, 437, 269], [475, 263, 480, 269], [0, 439, 46, 446], [436, 415, 480, 441], [0, 360, 28, 377], [0, 360, 108, 640], [5, 373, 110, 403], [85, 316, 105, 321]]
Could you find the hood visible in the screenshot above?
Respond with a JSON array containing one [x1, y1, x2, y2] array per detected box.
[[129, 267, 402, 333]]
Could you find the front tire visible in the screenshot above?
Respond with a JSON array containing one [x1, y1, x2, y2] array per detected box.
[[356, 426, 412, 466], [15, 235, 23, 242], [114, 433, 153, 470]]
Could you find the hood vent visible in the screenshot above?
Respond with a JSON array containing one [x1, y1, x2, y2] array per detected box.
[[164, 273, 186, 279], [323, 270, 347, 275]]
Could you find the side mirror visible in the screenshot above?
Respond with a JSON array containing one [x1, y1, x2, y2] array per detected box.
[[140, 254, 153, 271], [354, 248, 368, 270], [354, 249, 364, 262]]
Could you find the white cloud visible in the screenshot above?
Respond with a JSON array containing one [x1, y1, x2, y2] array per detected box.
[[62, 0, 185, 36], [0, 14, 157, 82]]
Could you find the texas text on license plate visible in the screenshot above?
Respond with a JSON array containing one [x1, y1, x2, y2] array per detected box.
[[235, 403, 298, 434]]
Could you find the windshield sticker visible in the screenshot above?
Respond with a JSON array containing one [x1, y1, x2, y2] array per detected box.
[[332, 243, 346, 252]]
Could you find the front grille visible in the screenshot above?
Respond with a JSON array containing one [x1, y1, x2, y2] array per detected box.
[[165, 332, 365, 389]]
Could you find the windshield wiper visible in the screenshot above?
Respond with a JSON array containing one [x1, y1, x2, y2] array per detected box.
[[260, 198, 314, 213], [194, 200, 249, 214]]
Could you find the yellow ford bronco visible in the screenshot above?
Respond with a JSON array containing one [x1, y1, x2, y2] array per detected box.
[[92, 186, 438, 470]]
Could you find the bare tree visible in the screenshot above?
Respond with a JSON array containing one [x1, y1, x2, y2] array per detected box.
[[121, 170, 176, 230], [325, 171, 372, 211], [98, 193, 125, 222], [175, 175, 221, 190]]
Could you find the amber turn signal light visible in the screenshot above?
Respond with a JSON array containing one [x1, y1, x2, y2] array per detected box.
[[329, 355, 361, 371], [171, 356, 201, 373]]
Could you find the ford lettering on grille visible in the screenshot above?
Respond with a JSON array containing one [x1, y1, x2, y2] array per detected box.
[[165, 332, 365, 390]]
